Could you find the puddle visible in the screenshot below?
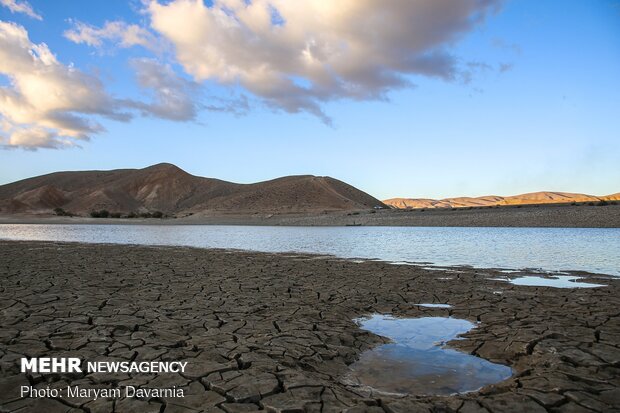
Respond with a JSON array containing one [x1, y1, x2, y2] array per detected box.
[[344, 314, 513, 396], [415, 303, 452, 308], [507, 275, 605, 288]]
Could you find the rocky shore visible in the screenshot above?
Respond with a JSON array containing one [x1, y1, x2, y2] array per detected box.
[[2, 203, 620, 227], [0, 241, 618, 412]]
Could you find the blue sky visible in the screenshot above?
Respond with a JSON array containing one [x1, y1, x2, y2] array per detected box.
[[0, 0, 619, 199]]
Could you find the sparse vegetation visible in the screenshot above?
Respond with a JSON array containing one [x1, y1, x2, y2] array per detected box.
[[597, 200, 609, 206], [88, 210, 166, 219], [90, 209, 110, 218], [53, 207, 74, 217]]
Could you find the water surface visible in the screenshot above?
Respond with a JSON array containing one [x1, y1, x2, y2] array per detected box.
[[343, 314, 513, 395], [415, 303, 452, 308], [506, 275, 606, 288], [0, 224, 618, 275]]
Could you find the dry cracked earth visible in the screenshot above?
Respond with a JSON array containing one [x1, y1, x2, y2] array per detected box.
[[0, 241, 619, 413]]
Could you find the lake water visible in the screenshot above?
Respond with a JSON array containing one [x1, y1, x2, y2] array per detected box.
[[343, 314, 513, 395], [0, 224, 618, 276]]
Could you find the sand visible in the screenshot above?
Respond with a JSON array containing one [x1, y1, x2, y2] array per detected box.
[[0, 241, 618, 412]]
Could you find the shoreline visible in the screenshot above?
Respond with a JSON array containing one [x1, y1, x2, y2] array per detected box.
[[1, 240, 618, 412], [2, 203, 620, 227]]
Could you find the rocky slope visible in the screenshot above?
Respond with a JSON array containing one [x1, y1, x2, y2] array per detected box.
[[0, 163, 386, 215], [384, 191, 619, 209]]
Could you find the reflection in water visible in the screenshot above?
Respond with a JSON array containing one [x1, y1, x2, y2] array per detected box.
[[344, 314, 513, 396], [0, 224, 618, 275], [415, 303, 452, 308], [508, 275, 606, 288]]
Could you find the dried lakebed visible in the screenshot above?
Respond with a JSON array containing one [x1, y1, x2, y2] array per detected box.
[[0, 241, 619, 413]]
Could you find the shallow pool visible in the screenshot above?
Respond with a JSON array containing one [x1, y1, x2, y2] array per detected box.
[[344, 314, 513, 396]]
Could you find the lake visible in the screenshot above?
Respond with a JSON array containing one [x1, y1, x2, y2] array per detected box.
[[0, 224, 618, 276]]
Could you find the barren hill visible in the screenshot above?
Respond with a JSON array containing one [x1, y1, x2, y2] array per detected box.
[[0, 163, 386, 216], [384, 191, 619, 209]]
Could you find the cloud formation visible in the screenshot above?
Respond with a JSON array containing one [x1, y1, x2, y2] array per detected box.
[[0, 21, 130, 149], [64, 20, 159, 51], [147, 0, 502, 122], [0, 21, 210, 149], [3, 1, 502, 149], [127, 58, 200, 121], [0, 0, 41, 20]]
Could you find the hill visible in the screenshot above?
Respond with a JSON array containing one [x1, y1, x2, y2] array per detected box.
[[0, 163, 386, 216], [384, 191, 619, 209]]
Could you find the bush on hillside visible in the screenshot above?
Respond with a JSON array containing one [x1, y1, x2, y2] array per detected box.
[[90, 209, 110, 218], [53, 207, 74, 217]]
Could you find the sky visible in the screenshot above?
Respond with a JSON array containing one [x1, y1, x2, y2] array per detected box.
[[0, 0, 619, 200]]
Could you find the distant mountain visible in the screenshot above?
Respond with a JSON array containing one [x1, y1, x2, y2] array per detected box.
[[0, 163, 386, 215], [384, 191, 620, 209]]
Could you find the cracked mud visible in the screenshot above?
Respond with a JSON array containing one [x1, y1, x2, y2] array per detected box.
[[0, 241, 619, 412]]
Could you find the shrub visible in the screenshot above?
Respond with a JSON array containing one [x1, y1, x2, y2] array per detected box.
[[110, 212, 122, 218], [597, 200, 609, 206], [152, 211, 163, 218], [90, 209, 110, 218], [611, 201, 618, 205], [53, 207, 73, 217], [127, 212, 137, 218]]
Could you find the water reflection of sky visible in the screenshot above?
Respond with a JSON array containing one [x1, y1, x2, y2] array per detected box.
[[508, 275, 606, 288], [0, 224, 618, 276], [346, 314, 513, 396]]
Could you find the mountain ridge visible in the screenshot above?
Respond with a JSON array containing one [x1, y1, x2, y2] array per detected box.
[[384, 191, 620, 209], [0, 163, 386, 215]]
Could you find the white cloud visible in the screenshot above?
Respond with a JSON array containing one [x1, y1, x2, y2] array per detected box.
[[147, 0, 502, 122], [0, 20, 130, 149], [0, 20, 211, 150], [127, 58, 251, 119], [2, 1, 503, 149], [64, 20, 159, 51], [0, 0, 41, 20], [127, 58, 200, 121]]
